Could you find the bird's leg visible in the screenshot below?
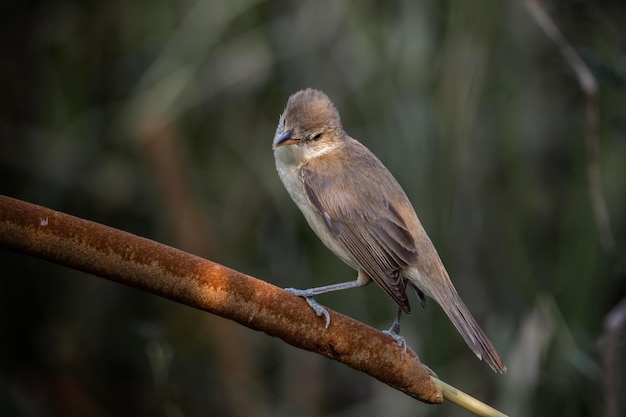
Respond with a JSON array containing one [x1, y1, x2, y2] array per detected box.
[[382, 307, 406, 353], [285, 279, 367, 328]]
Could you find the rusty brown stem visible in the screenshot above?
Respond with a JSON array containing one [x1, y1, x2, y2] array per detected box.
[[0, 195, 442, 404]]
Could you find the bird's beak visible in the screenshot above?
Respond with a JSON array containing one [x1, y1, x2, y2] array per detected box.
[[273, 129, 296, 148]]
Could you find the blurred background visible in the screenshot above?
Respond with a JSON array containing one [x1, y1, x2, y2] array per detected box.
[[1, 0, 625, 416]]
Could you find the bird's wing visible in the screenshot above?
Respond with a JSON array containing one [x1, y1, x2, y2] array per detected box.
[[301, 143, 418, 313]]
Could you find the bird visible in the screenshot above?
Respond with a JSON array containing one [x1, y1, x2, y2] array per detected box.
[[272, 88, 506, 373]]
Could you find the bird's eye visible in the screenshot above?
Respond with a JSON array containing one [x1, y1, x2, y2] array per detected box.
[[311, 132, 322, 141]]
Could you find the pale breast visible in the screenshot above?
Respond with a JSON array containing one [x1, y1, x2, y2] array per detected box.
[[274, 148, 358, 271]]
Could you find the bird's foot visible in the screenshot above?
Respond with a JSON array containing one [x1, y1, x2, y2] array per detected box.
[[284, 288, 331, 328], [383, 326, 407, 353]]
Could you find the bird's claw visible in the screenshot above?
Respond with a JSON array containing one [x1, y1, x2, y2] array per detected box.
[[383, 328, 407, 353], [304, 297, 331, 329], [285, 288, 331, 328]]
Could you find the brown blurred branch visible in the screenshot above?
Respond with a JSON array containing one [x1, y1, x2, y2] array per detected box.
[[137, 121, 216, 257], [0, 195, 442, 405], [524, 0, 614, 251]]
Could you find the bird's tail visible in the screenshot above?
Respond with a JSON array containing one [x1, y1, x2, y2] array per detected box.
[[438, 283, 507, 373], [406, 268, 507, 373]]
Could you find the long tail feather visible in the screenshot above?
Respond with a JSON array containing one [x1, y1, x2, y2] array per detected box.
[[438, 285, 507, 373], [405, 267, 507, 373]]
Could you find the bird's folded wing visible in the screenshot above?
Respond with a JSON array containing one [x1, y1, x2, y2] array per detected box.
[[302, 160, 418, 313]]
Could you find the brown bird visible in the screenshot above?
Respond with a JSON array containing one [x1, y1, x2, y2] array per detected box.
[[273, 88, 506, 373]]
